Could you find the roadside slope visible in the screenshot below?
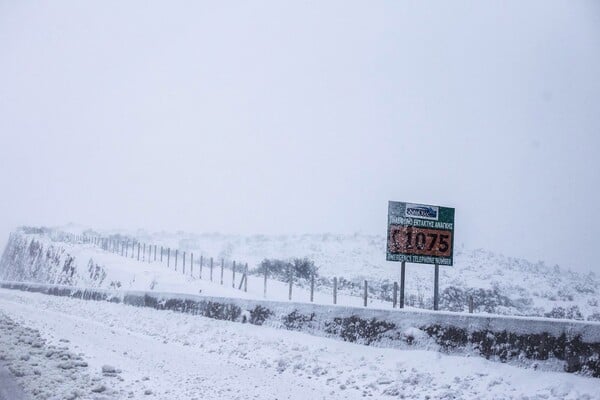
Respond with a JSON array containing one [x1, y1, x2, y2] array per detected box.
[[0, 288, 598, 400]]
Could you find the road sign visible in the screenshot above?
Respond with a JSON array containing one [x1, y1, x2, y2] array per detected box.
[[386, 201, 455, 266]]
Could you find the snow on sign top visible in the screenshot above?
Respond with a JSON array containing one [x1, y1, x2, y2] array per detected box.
[[387, 201, 455, 266]]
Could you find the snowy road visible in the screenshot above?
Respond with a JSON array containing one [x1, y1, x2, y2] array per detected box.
[[0, 363, 29, 400], [0, 288, 598, 400]]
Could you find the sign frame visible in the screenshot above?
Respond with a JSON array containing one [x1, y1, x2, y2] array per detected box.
[[386, 201, 455, 266]]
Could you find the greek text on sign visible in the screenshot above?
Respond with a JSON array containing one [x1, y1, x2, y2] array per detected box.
[[387, 201, 455, 266]]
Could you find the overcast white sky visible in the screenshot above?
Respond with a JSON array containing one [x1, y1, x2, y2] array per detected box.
[[1, 1, 599, 272]]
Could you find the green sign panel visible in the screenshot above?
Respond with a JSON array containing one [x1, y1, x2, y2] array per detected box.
[[386, 201, 455, 266]]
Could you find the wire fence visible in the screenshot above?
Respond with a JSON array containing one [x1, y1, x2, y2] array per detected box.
[[63, 233, 476, 313]]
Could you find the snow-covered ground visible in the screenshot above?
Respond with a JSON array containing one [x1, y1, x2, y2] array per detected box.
[[0, 288, 598, 400], [4, 228, 600, 321], [0, 232, 398, 310]]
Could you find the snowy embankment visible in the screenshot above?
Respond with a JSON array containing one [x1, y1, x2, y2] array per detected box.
[[1, 288, 599, 400], [2, 280, 600, 378]]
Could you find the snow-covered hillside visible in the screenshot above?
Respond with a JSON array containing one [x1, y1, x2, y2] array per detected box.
[[103, 228, 600, 321], [2, 226, 599, 321]]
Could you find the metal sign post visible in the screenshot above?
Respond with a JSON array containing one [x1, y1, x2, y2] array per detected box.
[[387, 201, 455, 311], [434, 262, 439, 310], [400, 261, 405, 308]]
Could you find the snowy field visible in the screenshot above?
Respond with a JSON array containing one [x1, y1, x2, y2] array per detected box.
[[1, 233, 399, 310], [4, 229, 600, 321], [0, 288, 598, 400]]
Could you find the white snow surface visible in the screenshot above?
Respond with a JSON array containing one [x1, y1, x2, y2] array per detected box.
[[9, 229, 600, 320], [0, 288, 598, 400]]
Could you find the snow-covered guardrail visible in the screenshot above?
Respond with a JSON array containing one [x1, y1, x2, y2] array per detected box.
[[1, 280, 599, 377]]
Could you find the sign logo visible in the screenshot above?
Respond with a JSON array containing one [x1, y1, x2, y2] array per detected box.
[[405, 203, 439, 221]]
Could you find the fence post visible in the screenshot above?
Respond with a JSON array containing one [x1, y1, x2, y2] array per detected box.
[[310, 274, 315, 302], [125, 241, 128, 258], [288, 265, 293, 301], [175, 250, 178, 271], [121, 242, 124, 257], [400, 261, 406, 308], [210, 257, 213, 281], [363, 280, 368, 307], [137, 243, 140, 261], [263, 266, 267, 298], [199, 255, 203, 279], [469, 295, 474, 313], [433, 263, 439, 311], [333, 277, 337, 305], [190, 253, 194, 276], [243, 263, 248, 292], [182, 251, 186, 274], [143, 243, 146, 261], [160, 246, 163, 262], [154, 245, 157, 261], [220, 258, 224, 285], [167, 248, 170, 268], [232, 261, 236, 288], [148, 244, 151, 263], [393, 281, 398, 308]]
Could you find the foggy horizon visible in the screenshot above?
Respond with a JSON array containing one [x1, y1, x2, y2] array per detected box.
[[1, 1, 599, 274]]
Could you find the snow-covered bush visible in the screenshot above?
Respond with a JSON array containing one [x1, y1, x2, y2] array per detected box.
[[256, 258, 319, 282], [544, 306, 584, 321], [440, 286, 467, 312], [324, 315, 395, 345], [586, 312, 600, 322]]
